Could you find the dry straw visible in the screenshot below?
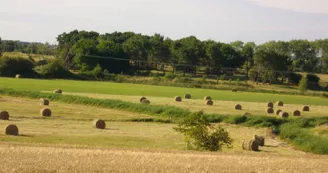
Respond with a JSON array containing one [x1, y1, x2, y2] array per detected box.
[[140, 97, 147, 103], [5, 124, 19, 136], [40, 108, 52, 117], [15, 74, 21, 78], [184, 94, 191, 99], [276, 110, 282, 115], [266, 108, 274, 114], [254, 135, 265, 146], [235, 104, 242, 110], [280, 112, 289, 118], [303, 106, 310, 112], [175, 96, 182, 102], [276, 101, 284, 107], [242, 140, 259, 151], [53, 89, 62, 94], [0, 111, 9, 120], [267, 102, 274, 108], [205, 100, 213, 106], [293, 110, 301, 116], [141, 99, 150, 104], [93, 119, 106, 129], [40, 98, 50, 106], [204, 96, 212, 101]]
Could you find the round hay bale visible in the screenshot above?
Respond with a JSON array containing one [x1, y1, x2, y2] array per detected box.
[[140, 97, 147, 102], [5, 124, 19, 136], [266, 107, 274, 114], [276, 110, 282, 115], [204, 96, 212, 101], [254, 135, 265, 146], [93, 119, 106, 129], [235, 104, 242, 110], [293, 110, 301, 116], [40, 98, 50, 106], [279, 112, 289, 118], [141, 99, 150, 104], [205, 100, 213, 106], [232, 88, 237, 92], [242, 140, 259, 151], [243, 112, 251, 116], [53, 89, 62, 94], [0, 111, 9, 120], [40, 108, 52, 117], [15, 74, 21, 78], [276, 101, 284, 107], [175, 96, 182, 102], [184, 94, 191, 99], [267, 102, 274, 108], [302, 106, 310, 112]]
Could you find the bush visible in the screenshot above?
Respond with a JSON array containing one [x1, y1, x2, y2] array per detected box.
[[164, 73, 176, 80], [306, 74, 320, 90], [298, 75, 308, 94], [40, 59, 73, 78], [174, 111, 232, 151], [287, 72, 302, 85], [0, 56, 36, 77]]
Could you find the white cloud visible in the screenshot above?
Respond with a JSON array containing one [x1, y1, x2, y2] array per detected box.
[[250, 0, 328, 14]]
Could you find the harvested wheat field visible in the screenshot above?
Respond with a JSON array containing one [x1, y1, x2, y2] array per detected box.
[[0, 144, 327, 173]]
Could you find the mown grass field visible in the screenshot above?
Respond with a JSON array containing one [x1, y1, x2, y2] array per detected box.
[[2, 77, 328, 105]]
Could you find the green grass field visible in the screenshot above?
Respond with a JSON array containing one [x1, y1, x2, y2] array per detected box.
[[2, 77, 328, 105]]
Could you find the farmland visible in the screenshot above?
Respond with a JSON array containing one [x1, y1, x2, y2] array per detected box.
[[1, 77, 328, 172]]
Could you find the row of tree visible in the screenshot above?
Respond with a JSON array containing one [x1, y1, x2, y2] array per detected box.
[[2, 31, 328, 84], [0, 38, 55, 55]]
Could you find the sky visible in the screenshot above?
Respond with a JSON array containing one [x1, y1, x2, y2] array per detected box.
[[0, 0, 328, 44]]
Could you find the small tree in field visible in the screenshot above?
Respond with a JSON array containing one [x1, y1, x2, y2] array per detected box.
[[174, 111, 232, 151], [299, 75, 308, 94]]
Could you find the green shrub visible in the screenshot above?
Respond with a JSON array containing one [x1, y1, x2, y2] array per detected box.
[[306, 74, 320, 90], [164, 73, 176, 80], [298, 75, 308, 94], [287, 72, 302, 85], [174, 111, 232, 151], [0, 56, 36, 77], [40, 59, 73, 78]]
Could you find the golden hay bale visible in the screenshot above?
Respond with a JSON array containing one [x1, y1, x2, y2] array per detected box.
[[53, 89, 62, 94], [15, 74, 21, 78], [254, 135, 265, 146], [232, 88, 238, 92], [276, 110, 282, 116], [5, 124, 19, 136], [205, 100, 213, 106], [243, 112, 251, 116], [302, 106, 310, 112], [140, 97, 147, 102], [293, 110, 301, 116], [141, 99, 150, 104], [279, 112, 289, 118], [266, 107, 274, 114], [184, 94, 191, 99], [40, 108, 52, 117], [276, 101, 284, 107], [175, 96, 182, 102], [242, 140, 259, 151], [40, 98, 50, 106], [0, 111, 9, 120], [204, 96, 212, 101], [93, 119, 106, 129], [267, 102, 274, 108], [235, 104, 242, 110]]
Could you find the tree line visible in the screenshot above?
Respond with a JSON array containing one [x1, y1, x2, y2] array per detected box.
[[1, 30, 328, 85]]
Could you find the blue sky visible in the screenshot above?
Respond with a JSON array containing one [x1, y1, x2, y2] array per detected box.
[[0, 0, 328, 44]]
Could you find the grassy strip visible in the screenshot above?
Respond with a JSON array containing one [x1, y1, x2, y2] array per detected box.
[[1, 88, 328, 154]]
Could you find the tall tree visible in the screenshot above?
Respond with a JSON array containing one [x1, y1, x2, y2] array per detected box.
[[289, 40, 318, 72]]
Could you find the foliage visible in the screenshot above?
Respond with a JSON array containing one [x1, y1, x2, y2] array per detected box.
[[0, 56, 36, 77], [40, 59, 72, 78], [306, 73, 320, 90], [298, 75, 308, 94], [174, 111, 232, 151], [287, 72, 302, 85]]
